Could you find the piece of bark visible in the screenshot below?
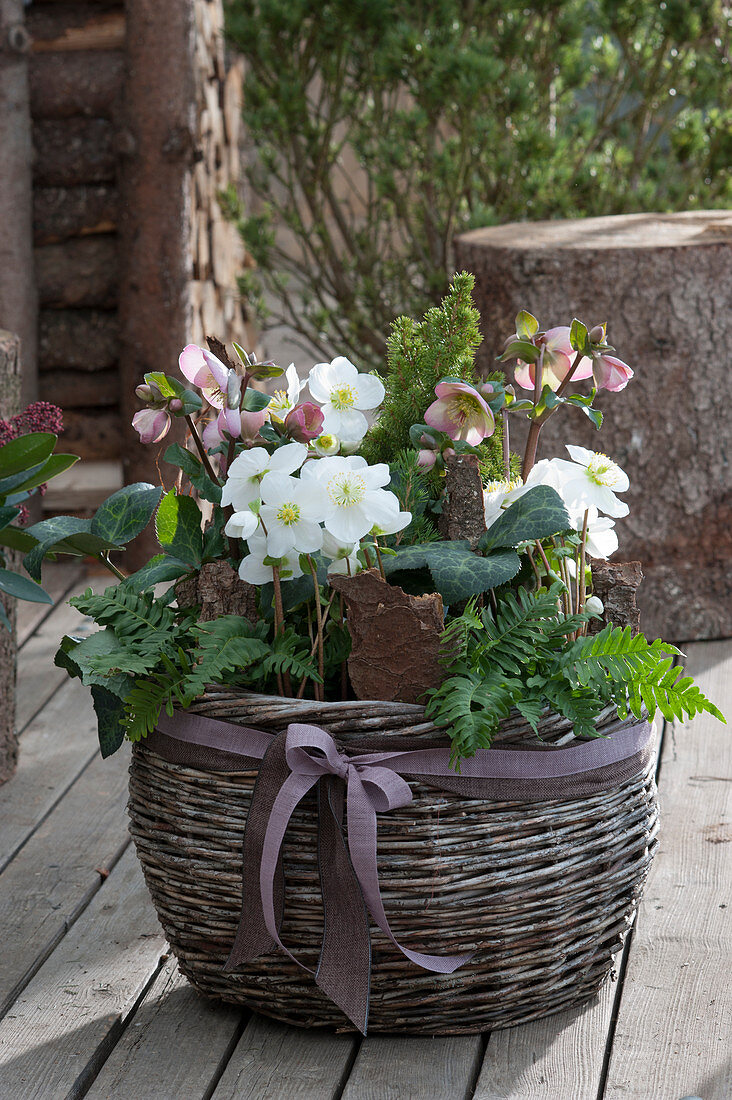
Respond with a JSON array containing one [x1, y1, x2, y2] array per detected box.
[[34, 184, 117, 245], [588, 558, 643, 636], [329, 569, 445, 704], [437, 453, 486, 549], [35, 237, 118, 308], [39, 309, 119, 371], [29, 49, 124, 119], [32, 118, 116, 187], [175, 561, 258, 624]]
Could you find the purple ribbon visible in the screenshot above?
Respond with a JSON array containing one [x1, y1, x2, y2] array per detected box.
[[151, 710, 655, 1033]]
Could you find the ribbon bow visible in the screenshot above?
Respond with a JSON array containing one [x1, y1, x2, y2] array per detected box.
[[225, 723, 472, 1033]]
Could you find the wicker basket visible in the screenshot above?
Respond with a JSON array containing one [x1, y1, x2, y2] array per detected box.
[[128, 689, 659, 1035]]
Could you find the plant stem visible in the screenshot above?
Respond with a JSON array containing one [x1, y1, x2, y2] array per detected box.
[[308, 556, 325, 701], [526, 547, 542, 589], [373, 538, 387, 581], [184, 414, 220, 485], [100, 553, 126, 582], [577, 509, 589, 630], [501, 406, 510, 479], [361, 544, 374, 570], [271, 565, 288, 696], [521, 350, 585, 480]]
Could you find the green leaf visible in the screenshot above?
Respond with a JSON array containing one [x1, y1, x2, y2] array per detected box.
[[185, 616, 270, 697], [569, 318, 589, 353], [515, 310, 539, 338], [0, 506, 19, 531], [91, 483, 163, 545], [0, 567, 53, 604], [155, 490, 203, 565], [480, 486, 570, 551], [23, 516, 122, 581], [124, 554, 191, 591], [54, 630, 135, 697], [0, 525, 36, 552], [384, 540, 520, 605], [163, 443, 222, 503], [0, 460, 48, 498], [90, 685, 127, 758], [498, 339, 539, 363], [144, 371, 178, 398], [0, 433, 56, 478], [580, 405, 603, 429], [4, 453, 78, 496], [242, 388, 272, 412]]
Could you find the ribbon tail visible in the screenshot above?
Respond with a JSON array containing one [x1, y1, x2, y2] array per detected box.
[[225, 733, 290, 971], [314, 778, 371, 1034], [347, 771, 474, 976]]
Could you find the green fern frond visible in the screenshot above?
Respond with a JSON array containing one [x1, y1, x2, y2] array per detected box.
[[184, 615, 270, 698], [70, 585, 178, 643]]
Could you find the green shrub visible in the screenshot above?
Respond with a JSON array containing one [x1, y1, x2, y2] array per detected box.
[[226, 0, 732, 371]]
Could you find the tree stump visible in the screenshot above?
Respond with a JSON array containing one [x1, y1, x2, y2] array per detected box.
[[0, 330, 22, 784], [455, 211, 732, 641]]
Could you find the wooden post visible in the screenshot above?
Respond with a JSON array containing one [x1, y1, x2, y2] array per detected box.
[[117, 0, 196, 567], [0, 0, 37, 406], [0, 330, 22, 785], [455, 212, 732, 641]]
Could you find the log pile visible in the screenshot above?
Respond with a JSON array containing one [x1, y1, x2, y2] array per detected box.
[[25, 0, 254, 481]]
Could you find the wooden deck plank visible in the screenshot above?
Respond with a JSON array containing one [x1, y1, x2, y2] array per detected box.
[[473, 982, 618, 1099], [85, 957, 244, 1100], [603, 639, 732, 1100], [15, 577, 95, 733], [0, 745, 130, 1018], [16, 562, 84, 647], [0, 846, 166, 1100], [342, 1035, 483, 1100], [0, 678, 99, 871], [211, 1014, 358, 1100]]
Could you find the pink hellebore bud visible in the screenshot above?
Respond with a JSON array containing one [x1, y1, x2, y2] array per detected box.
[[424, 381, 495, 446], [169, 398, 183, 413], [132, 407, 170, 444], [284, 401, 324, 443], [593, 354, 633, 392], [417, 448, 437, 469]]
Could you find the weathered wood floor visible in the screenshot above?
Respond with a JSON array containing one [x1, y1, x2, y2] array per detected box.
[[0, 565, 729, 1099]]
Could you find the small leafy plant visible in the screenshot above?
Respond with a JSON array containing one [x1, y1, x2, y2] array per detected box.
[[42, 276, 724, 764]]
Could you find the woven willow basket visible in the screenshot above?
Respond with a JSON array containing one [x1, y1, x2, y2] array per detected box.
[[128, 689, 659, 1035]]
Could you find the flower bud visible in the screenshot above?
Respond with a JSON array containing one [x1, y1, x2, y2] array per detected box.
[[313, 433, 340, 456], [417, 448, 437, 469], [442, 447, 456, 459], [169, 397, 183, 413], [284, 401, 324, 443], [585, 595, 604, 616], [135, 383, 155, 402], [589, 324, 606, 344]]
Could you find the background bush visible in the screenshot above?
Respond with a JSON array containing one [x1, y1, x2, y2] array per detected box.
[[226, 0, 731, 371]]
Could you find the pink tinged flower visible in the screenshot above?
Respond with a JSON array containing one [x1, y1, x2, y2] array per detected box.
[[424, 381, 495, 445], [593, 354, 633, 392], [284, 402, 324, 443], [417, 448, 437, 469], [514, 327, 593, 392], [178, 344, 231, 408], [132, 407, 170, 444]]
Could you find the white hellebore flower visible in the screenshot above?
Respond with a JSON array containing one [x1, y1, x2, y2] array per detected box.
[[221, 442, 308, 510], [321, 530, 362, 576], [303, 455, 408, 544], [258, 472, 327, 557], [584, 507, 619, 559], [238, 531, 304, 585], [551, 445, 630, 520], [308, 356, 385, 444], [585, 595, 605, 616], [483, 476, 529, 528], [224, 509, 259, 540], [313, 432, 340, 456], [267, 364, 305, 422]]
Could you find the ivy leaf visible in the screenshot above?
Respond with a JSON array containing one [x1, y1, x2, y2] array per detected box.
[[23, 516, 122, 581], [91, 483, 163, 546], [479, 486, 570, 551], [90, 684, 127, 758], [0, 567, 53, 604], [0, 433, 56, 479], [155, 490, 203, 565], [384, 541, 520, 605]]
